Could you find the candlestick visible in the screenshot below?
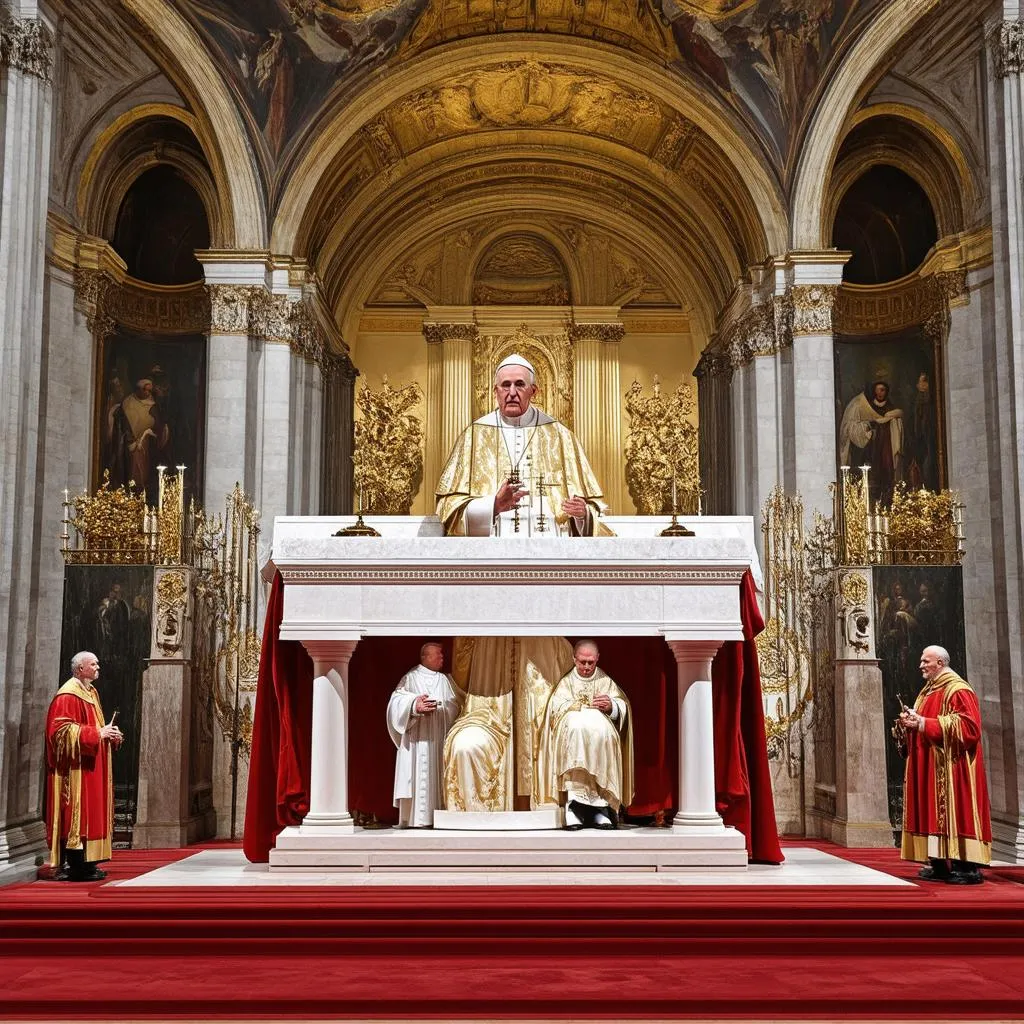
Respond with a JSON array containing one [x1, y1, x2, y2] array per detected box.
[[671, 474, 677, 514]]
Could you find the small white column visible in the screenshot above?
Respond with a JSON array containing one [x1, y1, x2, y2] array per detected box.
[[301, 640, 358, 832], [667, 640, 725, 830]]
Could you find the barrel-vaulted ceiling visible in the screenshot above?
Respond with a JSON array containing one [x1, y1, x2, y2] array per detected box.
[[172, 0, 890, 191], [112, 0, 940, 332]]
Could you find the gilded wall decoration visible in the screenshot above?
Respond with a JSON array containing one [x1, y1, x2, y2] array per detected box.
[[353, 377, 424, 514], [834, 276, 947, 336], [623, 376, 701, 515], [208, 284, 259, 335]]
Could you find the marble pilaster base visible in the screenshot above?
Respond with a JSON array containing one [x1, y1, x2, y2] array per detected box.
[[992, 813, 1024, 865], [0, 819, 46, 887], [268, 824, 749, 871]]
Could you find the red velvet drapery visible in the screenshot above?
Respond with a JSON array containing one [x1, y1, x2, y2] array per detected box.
[[243, 571, 782, 864]]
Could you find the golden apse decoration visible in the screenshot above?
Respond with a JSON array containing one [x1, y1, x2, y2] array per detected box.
[[623, 376, 702, 515], [353, 377, 424, 515]]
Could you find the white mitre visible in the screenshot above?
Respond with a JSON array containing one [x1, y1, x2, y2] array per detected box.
[[496, 353, 535, 377]]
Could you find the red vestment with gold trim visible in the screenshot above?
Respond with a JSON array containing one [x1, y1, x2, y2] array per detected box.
[[901, 669, 991, 865], [45, 680, 114, 867]]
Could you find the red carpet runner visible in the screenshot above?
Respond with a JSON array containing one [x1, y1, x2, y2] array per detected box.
[[2, 843, 1024, 1020]]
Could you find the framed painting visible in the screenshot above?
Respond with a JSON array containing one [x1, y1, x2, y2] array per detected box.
[[93, 328, 206, 507], [834, 328, 945, 507], [58, 565, 155, 845]]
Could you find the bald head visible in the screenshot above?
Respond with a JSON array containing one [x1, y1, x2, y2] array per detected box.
[[919, 645, 950, 680]]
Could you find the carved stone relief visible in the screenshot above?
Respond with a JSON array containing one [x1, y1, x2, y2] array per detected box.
[[995, 20, 1024, 78], [790, 284, 839, 337]]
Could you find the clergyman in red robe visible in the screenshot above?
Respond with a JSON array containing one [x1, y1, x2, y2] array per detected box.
[[899, 645, 991, 884], [45, 651, 122, 882]]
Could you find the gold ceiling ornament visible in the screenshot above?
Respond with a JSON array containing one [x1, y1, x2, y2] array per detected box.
[[401, 0, 679, 62], [353, 377, 424, 515], [623, 376, 702, 516]]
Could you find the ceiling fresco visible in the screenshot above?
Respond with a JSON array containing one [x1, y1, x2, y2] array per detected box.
[[174, 0, 887, 176]]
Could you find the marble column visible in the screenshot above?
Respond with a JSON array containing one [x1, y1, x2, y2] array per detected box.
[[667, 640, 725, 830], [0, 8, 54, 884], [971, 16, 1024, 862], [301, 640, 358, 832], [572, 319, 625, 513], [321, 354, 357, 514], [694, 348, 733, 515]]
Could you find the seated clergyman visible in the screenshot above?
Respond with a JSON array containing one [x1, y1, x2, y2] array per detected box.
[[435, 353, 606, 536], [387, 643, 463, 827], [536, 640, 634, 829]]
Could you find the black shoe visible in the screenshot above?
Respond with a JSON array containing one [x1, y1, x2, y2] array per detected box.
[[69, 867, 107, 882], [918, 860, 950, 881], [946, 869, 983, 885]]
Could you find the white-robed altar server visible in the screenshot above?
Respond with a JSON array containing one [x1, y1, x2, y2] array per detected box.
[[387, 643, 463, 827]]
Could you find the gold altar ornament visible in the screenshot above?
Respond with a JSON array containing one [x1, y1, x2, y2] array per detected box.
[[352, 376, 424, 515], [624, 376, 702, 517]]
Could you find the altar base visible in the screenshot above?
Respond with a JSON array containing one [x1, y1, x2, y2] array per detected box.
[[268, 824, 748, 872]]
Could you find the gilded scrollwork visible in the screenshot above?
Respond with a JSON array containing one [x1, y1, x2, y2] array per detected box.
[[570, 322, 625, 344], [0, 15, 53, 81]]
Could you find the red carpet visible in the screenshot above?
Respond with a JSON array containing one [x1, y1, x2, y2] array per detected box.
[[2, 841, 1024, 1020]]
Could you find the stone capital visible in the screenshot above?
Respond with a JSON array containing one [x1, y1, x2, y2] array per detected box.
[[789, 284, 839, 338], [207, 283, 264, 335], [570, 322, 625, 344], [995, 20, 1024, 78], [0, 14, 53, 81], [73, 268, 117, 339], [423, 321, 479, 345]]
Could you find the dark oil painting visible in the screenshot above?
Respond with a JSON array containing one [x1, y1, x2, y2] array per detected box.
[[873, 564, 966, 832], [95, 328, 206, 508], [59, 565, 155, 846], [835, 329, 944, 507]]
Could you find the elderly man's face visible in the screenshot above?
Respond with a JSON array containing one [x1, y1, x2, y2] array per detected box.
[[420, 645, 444, 671], [494, 366, 536, 419], [574, 645, 599, 678], [76, 655, 100, 682], [137, 381, 153, 399], [919, 649, 943, 680]]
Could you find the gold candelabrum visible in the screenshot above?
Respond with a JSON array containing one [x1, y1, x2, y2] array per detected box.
[[61, 465, 187, 566], [624, 376, 704, 520], [809, 466, 965, 569], [758, 487, 813, 762]]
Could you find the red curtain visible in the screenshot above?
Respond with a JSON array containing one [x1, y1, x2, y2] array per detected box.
[[244, 571, 782, 864]]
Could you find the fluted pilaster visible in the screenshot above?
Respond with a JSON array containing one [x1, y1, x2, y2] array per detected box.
[[424, 319, 478, 493], [571, 320, 624, 513]]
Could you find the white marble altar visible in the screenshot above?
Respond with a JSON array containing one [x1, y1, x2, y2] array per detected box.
[[267, 515, 759, 870]]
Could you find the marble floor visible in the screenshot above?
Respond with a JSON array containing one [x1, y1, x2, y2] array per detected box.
[[113, 845, 912, 887]]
